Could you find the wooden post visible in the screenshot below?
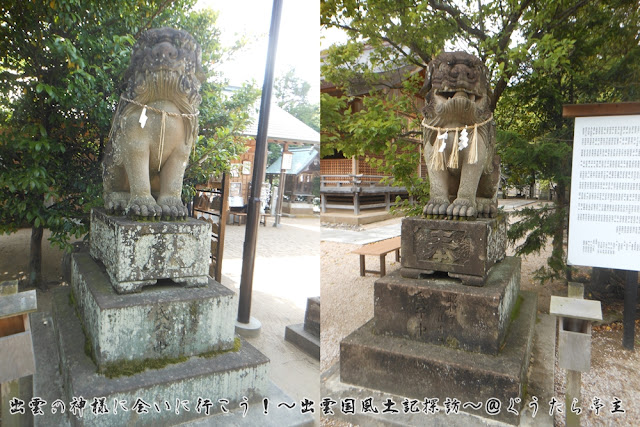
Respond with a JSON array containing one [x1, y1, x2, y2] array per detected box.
[[353, 192, 360, 215], [566, 282, 584, 427], [623, 270, 638, 350], [0, 281, 36, 427]]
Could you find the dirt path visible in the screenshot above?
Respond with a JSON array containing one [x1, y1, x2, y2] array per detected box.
[[0, 228, 77, 286]]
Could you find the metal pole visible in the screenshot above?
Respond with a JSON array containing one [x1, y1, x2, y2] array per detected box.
[[274, 143, 288, 227], [237, 0, 283, 325], [623, 270, 638, 350]]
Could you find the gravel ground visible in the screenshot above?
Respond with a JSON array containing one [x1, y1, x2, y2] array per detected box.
[[320, 212, 640, 426]]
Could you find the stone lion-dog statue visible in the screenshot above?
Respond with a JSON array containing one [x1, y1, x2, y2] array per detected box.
[[421, 51, 500, 219], [103, 27, 204, 218]]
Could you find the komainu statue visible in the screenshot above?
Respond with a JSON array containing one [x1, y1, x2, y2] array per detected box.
[[103, 27, 204, 218], [421, 51, 500, 219]]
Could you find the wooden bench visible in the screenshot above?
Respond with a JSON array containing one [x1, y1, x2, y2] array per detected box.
[[351, 236, 401, 277], [230, 212, 269, 226]]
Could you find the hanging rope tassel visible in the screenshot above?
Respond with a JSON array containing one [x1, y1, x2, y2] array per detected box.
[[447, 128, 460, 169], [429, 130, 447, 171], [107, 97, 125, 142], [468, 123, 479, 164], [421, 114, 492, 167], [158, 111, 166, 172]]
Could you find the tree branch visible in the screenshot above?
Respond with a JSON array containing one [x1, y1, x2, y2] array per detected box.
[[135, 0, 175, 39], [427, 0, 487, 42]]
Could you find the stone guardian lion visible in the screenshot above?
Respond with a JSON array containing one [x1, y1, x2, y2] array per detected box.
[[421, 51, 500, 219], [103, 27, 204, 218]]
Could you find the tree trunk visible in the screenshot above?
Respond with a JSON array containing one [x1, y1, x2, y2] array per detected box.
[[552, 181, 567, 281], [28, 225, 44, 289]]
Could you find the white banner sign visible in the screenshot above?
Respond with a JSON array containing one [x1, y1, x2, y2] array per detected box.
[[568, 115, 640, 270]]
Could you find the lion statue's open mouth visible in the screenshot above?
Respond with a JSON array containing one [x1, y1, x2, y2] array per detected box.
[[103, 28, 204, 219]]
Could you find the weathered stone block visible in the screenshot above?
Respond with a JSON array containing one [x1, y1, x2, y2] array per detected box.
[[401, 215, 507, 286], [340, 290, 538, 426], [284, 323, 320, 361], [51, 288, 270, 427], [375, 256, 521, 355], [90, 209, 210, 293], [71, 252, 236, 369], [303, 296, 320, 337]]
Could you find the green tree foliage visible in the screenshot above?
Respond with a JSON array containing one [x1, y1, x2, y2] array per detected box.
[[274, 68, 320, 132], [496, 0, 640, 281], [322, 0, 640, 281], [0, 1, 258, 288]]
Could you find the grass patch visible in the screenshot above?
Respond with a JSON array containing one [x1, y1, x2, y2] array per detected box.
[[68, 289, 98, 365], [200, 337, 242, 358], [510, 295, 524, 323], [445, 336, 460, 349], [102, 338, 242, 378], [102, 355, 189, 378]]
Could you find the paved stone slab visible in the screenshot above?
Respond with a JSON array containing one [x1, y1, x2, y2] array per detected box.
[[90, 209, 210, 293], [375, 257, 520, 355], [71, 252, 236, 369], [52, 287, 269, 426], [304, 296, 320, 337], [401, 215, 506, 285], [285, 323, 320, 361], [31, 312, 71, 427], [320, 223, 401, 244], [340, 291, 537, 425]]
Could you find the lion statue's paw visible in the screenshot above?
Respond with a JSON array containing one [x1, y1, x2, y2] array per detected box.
[[423, 198, 450, 217], [157, 196, 188, 219], [126, 196, 162, 218], [476, 198, 498, 218], [446, 198, 477, 219], [105, 192, 129, 214]]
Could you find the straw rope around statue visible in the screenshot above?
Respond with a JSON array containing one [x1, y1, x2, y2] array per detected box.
[[108, 95, 199, 172], [422, 114, 493, 171]]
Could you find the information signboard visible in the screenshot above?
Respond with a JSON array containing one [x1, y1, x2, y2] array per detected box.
[[567, 115, 640, 270]]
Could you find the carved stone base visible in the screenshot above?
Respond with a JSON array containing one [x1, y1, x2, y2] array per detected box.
[[49, 288, 270, 427], [400, 215, 507, 286], [340, 290, 537, 426], [376, 257, 521, 355], [70, 251, 236, 369], [90, 208, 210, 294]]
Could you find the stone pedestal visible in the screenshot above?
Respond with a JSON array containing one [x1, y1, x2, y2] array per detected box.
[[52, 288, 269, 426], [31, 208, 317, 426], [339, 215, 537, 425], [71, 252, 236, 370], [341, 290, 537, 425], [401, 215, 506, 286], [285, 297, 320, 360], [90, 209, 210, 293], [375, 257, 520, 355]]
